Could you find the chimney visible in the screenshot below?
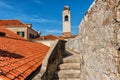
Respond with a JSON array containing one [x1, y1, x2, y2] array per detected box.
[[0, 32, 6, 37], [26, 24, 32, 28]]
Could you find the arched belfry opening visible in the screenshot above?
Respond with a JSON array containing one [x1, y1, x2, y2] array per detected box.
[[65, 15, 69, 21], [62, 5, 71, 37]]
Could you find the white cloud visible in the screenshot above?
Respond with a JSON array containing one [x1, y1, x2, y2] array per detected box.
[[15, 13, 60, 23], [31, 18, 61, 24], [0, 1, 13, 9], [31, 18, 51, 23], [13, 13, 61, 24], [45, 29, 61, 34], [33, 0, 43, 4]]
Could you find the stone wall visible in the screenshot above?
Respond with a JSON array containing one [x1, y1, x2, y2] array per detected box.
[[66, 36, 80, 53], [33, 40, 66, 80], [67, 0, 120, 79], [79, 0, 120, 80]]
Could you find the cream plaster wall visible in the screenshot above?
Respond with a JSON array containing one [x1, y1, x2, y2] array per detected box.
[[6, 26, 38, 40], [62, 9, 71, 33], [6, 27, 27, 39]]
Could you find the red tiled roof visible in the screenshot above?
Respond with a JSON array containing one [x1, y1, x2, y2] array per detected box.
[[34, 34, 77, 40], [44, 34, 58, 40], [0, 20, 24, 26], [35, 34, 59, 40], [0, 27, 50, 79]]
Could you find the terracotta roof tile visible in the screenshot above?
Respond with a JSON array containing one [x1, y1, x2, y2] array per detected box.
[[0, 75, 10, 80], [0, 27, 50, 79], [0, 20, 29, 28], [44, 34, 58, 40], [35, 34, 61, 40], [34, 34, 77, 40], [0, 20, 23, 26]]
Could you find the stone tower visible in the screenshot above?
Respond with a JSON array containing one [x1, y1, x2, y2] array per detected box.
[[62, 6, 71, 37]]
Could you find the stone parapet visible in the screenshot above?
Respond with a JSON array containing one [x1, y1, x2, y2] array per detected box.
[[33, 40, 66, 80], [62, 32, 71, 37], [66, 36, 80, 53]]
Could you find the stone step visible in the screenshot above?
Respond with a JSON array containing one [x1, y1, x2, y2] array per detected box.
[[62, 56, 80, 63], [54, 70, 80, 78], [63, 49, 80, 58], [53, 78, 80, 80], [66, 49, 80, 55], [64, 53, 80, 58], [53, 49, 80, 80], [58, 63, 80, 70]]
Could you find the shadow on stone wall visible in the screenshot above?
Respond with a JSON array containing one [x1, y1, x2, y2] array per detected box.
[[40, 40, 66, 80]]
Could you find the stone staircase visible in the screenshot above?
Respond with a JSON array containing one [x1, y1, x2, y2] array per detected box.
[[53, 49, 80, 80]]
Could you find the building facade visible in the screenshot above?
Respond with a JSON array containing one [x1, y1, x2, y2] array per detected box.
[[62, 6, 71, 37], [0, 20, 39, 40]]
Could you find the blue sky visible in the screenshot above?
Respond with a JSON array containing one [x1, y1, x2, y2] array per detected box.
[[0, 0, 94, 36]]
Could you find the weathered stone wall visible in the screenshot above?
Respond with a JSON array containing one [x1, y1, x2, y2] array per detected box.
[[67, 0, 120, 79], [79, 0, 120, 80], [33, 40, 66, 80], [66, 36, 80, 53]]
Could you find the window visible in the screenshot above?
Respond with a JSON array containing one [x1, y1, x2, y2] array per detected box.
[[29, 33, 35, 39], [64, 15, 69, 21], [29, 33, 32, 39], [17, 31, 24, 37]]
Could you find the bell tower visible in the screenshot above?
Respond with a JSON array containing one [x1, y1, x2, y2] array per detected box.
[[62, 6, 71, 37]]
